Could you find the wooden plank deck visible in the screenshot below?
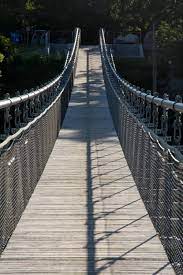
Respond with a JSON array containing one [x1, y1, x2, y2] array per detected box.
[[0, 47, 174, 274]]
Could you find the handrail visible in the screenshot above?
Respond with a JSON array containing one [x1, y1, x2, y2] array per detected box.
[[0, 27, 81, 255], [100, 28, 183, 149], [100, 28, 183, 275], [64, 50, 71, 67], [0, 28, 80, 110], [100, 29, 183, 113], [0, 28, 81, 141]]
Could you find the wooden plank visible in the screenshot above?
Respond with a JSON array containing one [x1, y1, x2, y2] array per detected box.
[[0, 47, 174, 274]]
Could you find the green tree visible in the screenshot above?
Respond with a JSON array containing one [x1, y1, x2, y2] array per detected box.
[[157, 20, 183, 48], [110, 0, 183, 34]]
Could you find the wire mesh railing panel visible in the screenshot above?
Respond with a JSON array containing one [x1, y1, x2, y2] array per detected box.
[[100, 28, 183, 274], [0, 28, 80, 255]]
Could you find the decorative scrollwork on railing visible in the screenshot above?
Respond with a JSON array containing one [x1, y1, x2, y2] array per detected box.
[[100, 28, 183, 275]]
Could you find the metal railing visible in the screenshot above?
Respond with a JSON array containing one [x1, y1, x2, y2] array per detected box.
[[101, 29, 183, 150], [0, 28, 80, 254], [0, 28, 80, 141], [100, 28, 183, 274]]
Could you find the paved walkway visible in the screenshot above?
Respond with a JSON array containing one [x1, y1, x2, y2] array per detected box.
[[0, 47, 174, 274]]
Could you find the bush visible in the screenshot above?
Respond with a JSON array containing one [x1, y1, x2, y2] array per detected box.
[[12, 52, 44, 66], [10, 51, 64, 67], [0, 35, 15, 57], [0, 53, 4, 63], [2, 51, 65, 96]]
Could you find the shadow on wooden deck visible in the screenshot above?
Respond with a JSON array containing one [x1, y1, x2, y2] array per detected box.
[[84, 48, 172, 275]]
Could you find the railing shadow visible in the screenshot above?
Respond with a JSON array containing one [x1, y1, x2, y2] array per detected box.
[[86, 47, 96, 274], [84, 47, 172, 275]]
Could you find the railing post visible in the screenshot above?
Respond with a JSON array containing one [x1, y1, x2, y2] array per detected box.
[[161, 93, 171, 142], [2, 93, 11, 138], [145, 90, 152, 126], [152, 92, 160, 133], [21, 90, 29, 125], [11, 91, 21, 133], [140, 88, 146, 120], [173, 95, 182, 146]]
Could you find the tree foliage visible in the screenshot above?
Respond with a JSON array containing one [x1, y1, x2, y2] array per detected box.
[[0, 0, 182, 46], [25, 0, 39, 11], [110, 0, 182, 30], [0, 53, 4, 63], [157, 20, 183, 47], [0, 35, 15, 56], [110, 0, 183, 47]]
